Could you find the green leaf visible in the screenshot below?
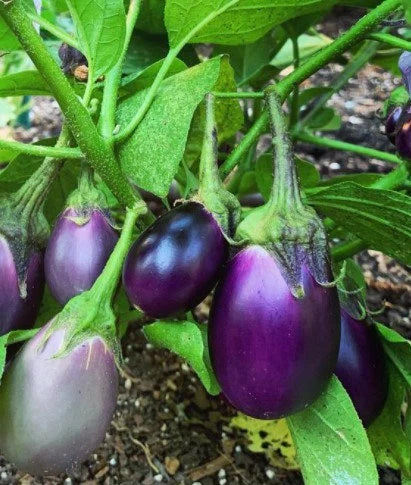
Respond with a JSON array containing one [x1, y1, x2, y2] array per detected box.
[[314, 173, 382, 189], [270, 32, 332, 70], [123, 30, 169, 75], [66, 0, 126, 79], [135, 0, 166, 34], [0, 70, 50, 97], [256, 153, 320, 201], [117, 56, 223, 197], [307, 106, 341, 131], [120, 58, 187, 96], [307, 183, 411, 264], [183, 56, 243, 167], [383, 86, 409, 117], [377, 324, 411, 388], [213, 29, 285, 86], [288, 376, 379, 485], [143, 320, 220, 395], [367, 363, 410, 475], [165, 0, 336, 47]]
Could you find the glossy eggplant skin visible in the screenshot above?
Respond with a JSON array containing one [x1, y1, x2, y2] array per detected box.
[[0, 236, 44, 336], [209, 245, 340, 420], [396, 119, 411, 160], [335, 311, 388, 427], [123, 202, 228, 318], [0, 323, 118, 475], [45, 208, 118, 305], [385, 106, 402, 145]]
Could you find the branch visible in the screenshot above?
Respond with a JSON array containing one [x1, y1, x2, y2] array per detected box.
[[0, 138, 82, 159], [219, 0, 403, 178], [295, 132, 402, 164], [367, 32, 411, 50], [0, 0, 141, 209]]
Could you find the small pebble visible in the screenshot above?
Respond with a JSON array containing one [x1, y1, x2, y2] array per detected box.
[[329, 162, 341, 170], [219, 479, 227, 485], [134, 399, 141, 408], [109, 457, 117, 466], [218, 469, 226, 478], [192, 482, 202, 485], [1, 473, 9, 480], [125, 379, 132, 390], [348, 115, 363, 125], [64, 479, 72, 485], [235, 445, 242, 453], [146, 343, 153, 350], [154, 474, 163, 482], [181, 363, 190, 372], [266, 469, 275, 480]]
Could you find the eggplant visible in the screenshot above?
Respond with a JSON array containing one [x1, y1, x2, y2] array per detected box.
[[335, 311, 388, 427], [0, 322, 118, 475], [396, 118, 411, 160], [123, 202, 228, 318], [385, 106, 402, 145], [45, 207, 118, 305], [209, 245, 340, 419], [0, 235, 44, 336]]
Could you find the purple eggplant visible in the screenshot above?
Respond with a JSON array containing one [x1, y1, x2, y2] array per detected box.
[[45, 208, 118, 305], [399, 51, 411, 94], [0, 322, 118, 475], [0, 236, 44, 336], [209, 245, 340, 420], [396, 118, 411, 160], [123, 202, 228, 318], [335, 311, 388, 427], [385, 106, 402, 145]]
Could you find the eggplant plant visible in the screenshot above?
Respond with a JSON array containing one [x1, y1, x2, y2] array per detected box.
[[0, 0, 410, 483]]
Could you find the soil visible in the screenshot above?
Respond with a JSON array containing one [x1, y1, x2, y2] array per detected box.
[[1, 6, 410, 485]]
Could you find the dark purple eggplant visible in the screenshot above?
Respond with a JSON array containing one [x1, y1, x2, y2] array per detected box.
[[123, 202, 228, 318], [335, 311, 388, 427], [45, 207, 118, 305], [385, 106, 402, 145], [0, 322, 118, 475], [396, 118, 411, 160], [0, 236, 44, 336], [209, 245, 340, 420]]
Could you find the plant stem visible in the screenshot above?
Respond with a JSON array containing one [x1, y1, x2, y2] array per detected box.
[[295, 132, 402, 164], [289, 35, 300, 129], [266, 91, 303, 212], [219, 0, 402, 178], [100, 0, 142, 142], [198, 94, 220, 195], [0, 0, 141, 209], [27, 12, 80, 50], [331, 238, 367, 261], [92, 204, 143, 303], [114, 0, 240, 143], [212, 91, 265, 99], [0, 138, 82, 159], [367, 32, 411, 50], [300, 39, 381, 128]]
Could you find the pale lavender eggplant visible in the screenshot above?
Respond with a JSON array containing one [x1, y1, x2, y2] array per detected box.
[[45, 208, 118, 305], [0, 322, 118, 475], [335, 311, 388, 427], [123, 202, 228, 318], [0, 236, 44, 336], [209, 245, 340, 419]]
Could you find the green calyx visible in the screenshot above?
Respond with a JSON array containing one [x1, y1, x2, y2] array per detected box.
[[0, 158, 60, 296], [65, 163, 110, 225], [195, 93, 241, 238], [236, 92, 332, 297], [39, 203, 145, 365]]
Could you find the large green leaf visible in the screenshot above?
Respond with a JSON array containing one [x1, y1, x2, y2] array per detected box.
[[117, 56, 223, 197], [143, 320, 220, 395], [368, 363, 410, 475], [120, 58, 187, 97], [0, 70, 49, 97], [307, 183, 411, 264], [377, 324, 411, 387], [288, 376, 379, 485], [165, 0, 335, 47], [66, 0, 126, 79]]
